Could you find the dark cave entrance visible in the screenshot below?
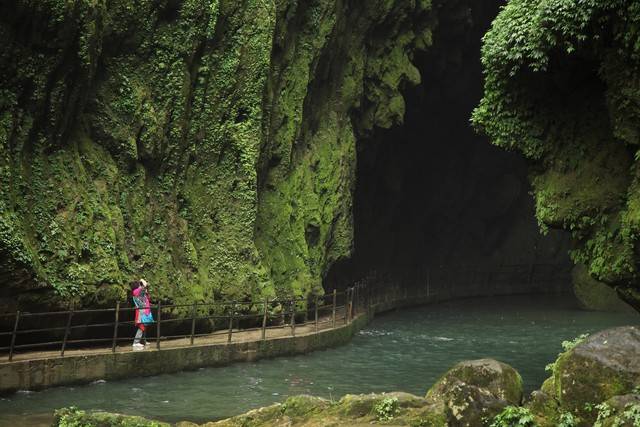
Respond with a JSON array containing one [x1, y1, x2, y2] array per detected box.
[[325, 1, 572, 294]]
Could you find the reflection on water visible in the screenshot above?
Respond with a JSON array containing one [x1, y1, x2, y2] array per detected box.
[[0, 294, 637, 424]]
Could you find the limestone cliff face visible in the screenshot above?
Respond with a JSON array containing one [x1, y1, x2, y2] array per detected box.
[[0, 0, 433, 310], [473, 0, 640, 311]]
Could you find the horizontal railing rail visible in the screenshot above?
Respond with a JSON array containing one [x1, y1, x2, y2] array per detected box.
[[0, 285, 368, 362]]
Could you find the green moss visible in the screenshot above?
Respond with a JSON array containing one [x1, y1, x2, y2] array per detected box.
[[525, 391, 563, 427], [255, 0, 434, 301], [280, 395, 329, 418], [0, 0, 435, 310], [553, 351, 631, 422], [207, 392, 439, 426], [473, 0, 640, 309], [53, 407, 168, 427]]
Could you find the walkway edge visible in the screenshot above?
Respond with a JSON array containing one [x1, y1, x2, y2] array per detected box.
[[0, 312, 370, 395], [0, 290, 569, 395]]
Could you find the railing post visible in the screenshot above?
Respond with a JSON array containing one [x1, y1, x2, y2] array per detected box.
[[156, 302, 162, 350], [344, 289, 349, 324], [314, 297, 319, 333], [112, 302, 120, 353], [227, 307, 234, 343], [8, 311, 20, 362], [352, 286, 357, 316], [332, 289, 337, 328], [261, 298, 268, 341], [290, 300, 296, 337], [349, 288, 354, 322], [190, 302, 197, 345], [61, 309, 74, 357]]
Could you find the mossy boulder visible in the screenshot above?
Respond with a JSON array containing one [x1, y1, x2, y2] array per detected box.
[[525, 376, 566, 427], [525, 390, 561, 427], [280, 395, 331, 418], [425, 359, 523, 426], [553, 326, 640, 421], [205, 392, 447, 426], [204, 395, 331, 427], [335, 391, 428, 418], [53, 407, 168, 427], [203, 402, 286, 427], [572, 264, 634, 312]]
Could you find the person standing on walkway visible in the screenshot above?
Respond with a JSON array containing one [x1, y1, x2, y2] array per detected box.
[[131, 279, 153, 350]]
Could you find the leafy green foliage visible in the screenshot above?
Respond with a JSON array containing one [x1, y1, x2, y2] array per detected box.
[[545, 333, 589, 373], [0, 0, 434, 309], [557, 411, 579, 427], [374, 397, 400, 421], [594, 402, 614, 426], [490, 406, 535, 427], [593, 402, 640, 427], [473, 0, 640, 308]]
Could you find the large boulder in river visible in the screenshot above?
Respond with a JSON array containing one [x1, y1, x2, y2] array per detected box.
[[553, 326, 640, 420], [425, 359, 523, 426]]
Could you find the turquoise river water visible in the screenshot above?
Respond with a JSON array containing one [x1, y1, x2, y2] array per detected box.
[[0, 294, 638, 425]]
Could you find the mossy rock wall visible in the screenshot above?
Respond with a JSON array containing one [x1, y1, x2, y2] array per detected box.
[[0, 0, 434, 310], [473, 0, 640, 312]]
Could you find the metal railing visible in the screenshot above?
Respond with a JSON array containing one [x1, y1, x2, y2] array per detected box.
[[0, 261, 571, 362], [352, 262, 571, 309], [0, 284, 370, 362]]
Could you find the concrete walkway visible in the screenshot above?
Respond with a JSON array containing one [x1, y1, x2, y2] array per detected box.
[[0, 307, 363, 394], [1, 312, 346, 364]]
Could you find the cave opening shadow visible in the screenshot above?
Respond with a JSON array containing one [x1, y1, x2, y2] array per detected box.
[[325, 0, 572, 298]]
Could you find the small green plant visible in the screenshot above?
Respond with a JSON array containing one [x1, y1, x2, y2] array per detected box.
[[558, 411, 579, 427], [54, 407, 85, 427], [594, 403, 640, 427], [546, 333, 590, 372], [620, 403, 640, 426], [53, 406, 165, 427], [594, 402, 614, 427], [374, 397, 399, 421], [490, 406, 535, 427]]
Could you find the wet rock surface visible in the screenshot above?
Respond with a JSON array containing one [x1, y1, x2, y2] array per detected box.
[[525, 326, 640, 425], [425, 358, 523, 426], [555, 326, 640, 418]]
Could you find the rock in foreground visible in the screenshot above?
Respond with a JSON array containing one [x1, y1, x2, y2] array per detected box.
[[53, 407, 169, 427], [425, 358, 523, 426], [527, 326, 640, 425], [555, 326, 640, 418]]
